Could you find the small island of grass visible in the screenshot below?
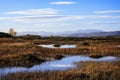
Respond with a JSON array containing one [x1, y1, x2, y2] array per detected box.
[[53, 44, 61, 47]]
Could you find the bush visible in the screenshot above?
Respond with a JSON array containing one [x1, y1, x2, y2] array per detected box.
[[82, 42, 90, 46]]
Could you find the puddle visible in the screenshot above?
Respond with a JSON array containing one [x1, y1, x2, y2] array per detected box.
[[39, 44, 76, 48], [117, 45, 120, 47], [0, 55, 120, 76]]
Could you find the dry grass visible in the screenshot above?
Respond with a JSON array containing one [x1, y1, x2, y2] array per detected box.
[[0, 39, 120, 67], [0, 37, 120, 80], [1, 61, 120, 80]]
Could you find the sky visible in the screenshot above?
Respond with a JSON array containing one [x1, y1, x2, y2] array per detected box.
[[0, 0, 120, 32]]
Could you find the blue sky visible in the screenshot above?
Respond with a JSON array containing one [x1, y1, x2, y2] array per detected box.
[[0, 0, 120, 32]]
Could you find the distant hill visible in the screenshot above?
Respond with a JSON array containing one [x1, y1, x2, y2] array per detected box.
[[17, 29, 103, 36], [0, 32, 12, 38], [17, 31, 53, 36], [55, 29, 103, 35], [69, 31, 120, 37], [17, 30, 120, 37]]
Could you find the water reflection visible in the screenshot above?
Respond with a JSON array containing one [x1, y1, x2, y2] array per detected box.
[[0, 55, 120, 76], [117, 45, 120, 47], [39, 44, 76, 48]]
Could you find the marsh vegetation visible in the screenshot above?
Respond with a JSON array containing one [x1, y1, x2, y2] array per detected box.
[[0, 36, 120, 80]]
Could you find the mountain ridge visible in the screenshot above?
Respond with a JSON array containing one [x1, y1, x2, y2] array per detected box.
[[17, 30, 120, 37]]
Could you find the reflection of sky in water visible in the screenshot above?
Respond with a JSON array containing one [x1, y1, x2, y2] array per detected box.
[[117, 45, 120, 47], [0, 55, 120, 76], [39, 44, 76, 48]]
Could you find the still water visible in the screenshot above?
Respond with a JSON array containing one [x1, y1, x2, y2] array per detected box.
[[39, 44, 76, 48], [0, 55, 119, 76]]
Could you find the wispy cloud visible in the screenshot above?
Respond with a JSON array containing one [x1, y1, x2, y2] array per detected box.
[[0, 15, 120, 22], [50, 1, 77, 5], [88, 15, 120, 19], [89, 21, 120, 24], [0, 15, 83, 22], [35, 22, 77, 27], [4, 8, 58, 15], [95, 10, 120, 14]]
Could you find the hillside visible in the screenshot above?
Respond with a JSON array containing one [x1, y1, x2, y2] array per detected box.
[[0, 32, 12, 38], [17, 30, 120, 37], [70, 31, 120, 37]]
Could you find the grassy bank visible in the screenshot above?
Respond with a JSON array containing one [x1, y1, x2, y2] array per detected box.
[[1, 61, 120, 80]]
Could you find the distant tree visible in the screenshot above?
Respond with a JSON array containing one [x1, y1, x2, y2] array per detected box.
[[14, 32, 17, 36], [9, 28, 17, 36]]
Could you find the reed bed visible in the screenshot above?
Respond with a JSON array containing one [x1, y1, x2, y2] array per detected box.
[[0, 37, 120, 80], [0, 40, 120, 67], [1, 61, 120, 80]]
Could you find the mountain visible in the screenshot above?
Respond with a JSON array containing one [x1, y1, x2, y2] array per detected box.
[[17, 30, 120, 37], [56, 29, 103, 34], [17, 29, 103, 36], [70, 31, 120, 37], [17, 31, 53, 36]]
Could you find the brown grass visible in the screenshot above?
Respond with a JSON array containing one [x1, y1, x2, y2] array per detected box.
[[0, 39, 120, 67], [1, 61, 120, 80], [0, 37, 120, 80]]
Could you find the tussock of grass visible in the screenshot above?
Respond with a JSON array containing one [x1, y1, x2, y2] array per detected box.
[[0, 54, 45, 68], [89, 54, 103, 58]]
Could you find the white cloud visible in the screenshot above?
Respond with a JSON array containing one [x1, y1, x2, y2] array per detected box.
[[0, 15, 120, 22], [0, 17, 7, 20], [35, 22, 77, 27], [0, 15, 83, 22], [89, 21, 120, 24], [87, 15, 120, 19], [50, 1, 77, 5], [4, 8, 58, 15], [95, 10, 120, 14]]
